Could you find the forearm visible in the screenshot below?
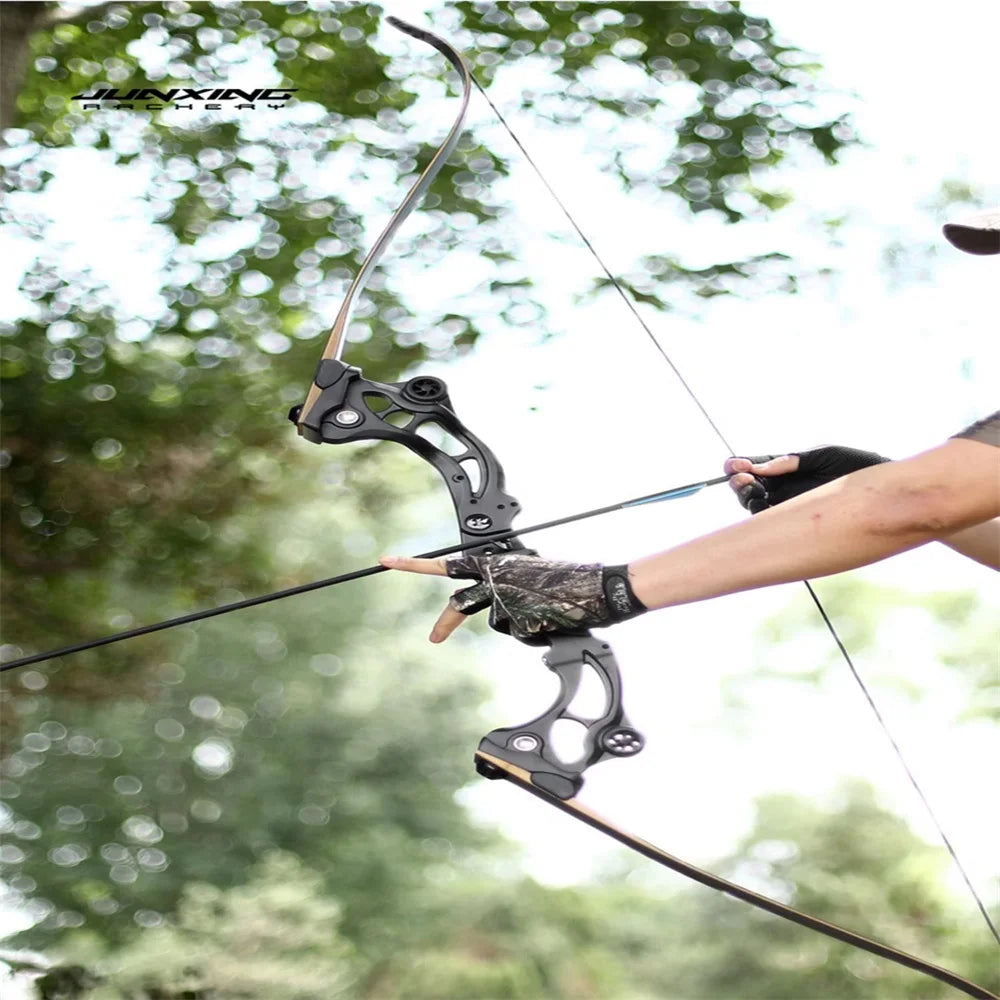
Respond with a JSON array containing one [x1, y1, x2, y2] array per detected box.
[[940, 519, 1000, 569], [630, 445, 998, 610]]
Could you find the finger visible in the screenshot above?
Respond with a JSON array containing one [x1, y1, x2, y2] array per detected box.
[[737, 480, 768, 512], [430, 603, 468, 643], [728, 471, 758, 493], [724, 456, 756, 475], [379, 555, 449, 576], [747, 454, 800, 476]]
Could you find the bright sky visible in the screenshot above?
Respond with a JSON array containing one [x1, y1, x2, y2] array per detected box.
[[1, 0, 997, 960]]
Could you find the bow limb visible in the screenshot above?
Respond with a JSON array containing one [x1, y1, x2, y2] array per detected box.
[[477, 751, 999, 1000], [297, 16, 472, 428]]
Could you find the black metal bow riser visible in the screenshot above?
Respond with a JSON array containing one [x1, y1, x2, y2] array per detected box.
[[292, 329, 645, 804], [295, 363, 522, 544]]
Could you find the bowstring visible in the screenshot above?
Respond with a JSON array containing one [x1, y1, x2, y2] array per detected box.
[[468, 75, 1000, 948]]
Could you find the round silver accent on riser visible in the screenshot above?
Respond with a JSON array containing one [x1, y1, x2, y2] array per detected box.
[[510, 734, 540, 752]]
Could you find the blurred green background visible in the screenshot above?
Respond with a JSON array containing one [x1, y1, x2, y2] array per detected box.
[[1, 2, 996, 997]]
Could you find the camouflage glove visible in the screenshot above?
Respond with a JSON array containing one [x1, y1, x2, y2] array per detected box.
[[446, 553, 646, 644]]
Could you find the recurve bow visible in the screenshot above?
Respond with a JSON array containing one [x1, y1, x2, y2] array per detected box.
[[289, 16, 996, 1000]]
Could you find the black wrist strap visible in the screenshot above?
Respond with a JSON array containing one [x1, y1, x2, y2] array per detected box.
[[602, 565, 647, 623]]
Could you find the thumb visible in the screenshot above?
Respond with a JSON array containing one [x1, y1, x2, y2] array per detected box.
[[745, 454, 800, 477], [724, 456, 756, 475]]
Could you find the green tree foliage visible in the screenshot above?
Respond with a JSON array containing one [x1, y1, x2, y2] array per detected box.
[[53, 784, 996, 999], [748, 577, 998, 721], [100, 854, 357, 1000], [361, 875, 674, 999], [84, 853, 358, 1000], [637, 783, 999, 999], [713, 577, 999, 994], [1, 454, 495, 950]]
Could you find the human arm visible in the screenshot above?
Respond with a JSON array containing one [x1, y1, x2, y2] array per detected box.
[[727, 442, 1000, 572], [939, 518, 1000, 568], [629, 437, 999, 611], [381, 437, 997, 640]]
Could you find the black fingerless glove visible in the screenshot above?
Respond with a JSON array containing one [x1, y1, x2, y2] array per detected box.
[[737, 445, 891, 513]]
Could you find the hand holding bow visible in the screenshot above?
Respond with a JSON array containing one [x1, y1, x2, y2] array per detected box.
[[379, 552, 647, 643]]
